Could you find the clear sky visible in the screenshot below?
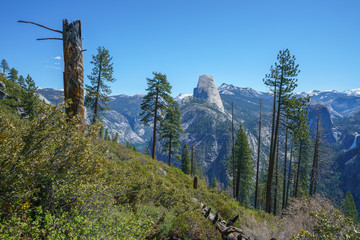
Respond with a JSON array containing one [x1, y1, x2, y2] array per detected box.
[[1, 0, 359, 96]]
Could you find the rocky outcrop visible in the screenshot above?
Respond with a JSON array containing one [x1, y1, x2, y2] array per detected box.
[[0, 81, 9, 100], [193, 75, 225, 112]]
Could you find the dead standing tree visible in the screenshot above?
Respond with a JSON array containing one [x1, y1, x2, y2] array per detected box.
[[18, 20, 85, 120]]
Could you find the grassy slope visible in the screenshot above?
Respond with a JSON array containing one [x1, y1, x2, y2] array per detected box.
[[0, 76, 282, 239]]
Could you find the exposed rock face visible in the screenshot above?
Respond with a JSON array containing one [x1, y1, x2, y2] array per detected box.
[[0, 71, 6, 78], [0, 81, 9, 100], [193, 75, 225, 112]]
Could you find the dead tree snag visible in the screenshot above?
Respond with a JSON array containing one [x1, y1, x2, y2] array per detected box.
[[18, 19, 85, 120], [62, 20, 84, 119]]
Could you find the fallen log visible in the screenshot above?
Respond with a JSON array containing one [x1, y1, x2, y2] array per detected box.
[[194, 198, 250, 240]]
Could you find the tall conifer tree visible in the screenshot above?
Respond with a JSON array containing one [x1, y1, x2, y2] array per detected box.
[[264, 49, 299, 213], [160, 99, 183, 166], [181, 144, 191, 174], [85, 46, 116, 124], [22, 75, 38, 120], [229, 125, 254, 206], [140, 72, 172, 159], [7, 68, 18, 82], [0, 59, 9, 74]]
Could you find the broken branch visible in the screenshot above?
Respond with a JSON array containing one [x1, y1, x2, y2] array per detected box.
[[37, 38, 63, 41], [18, 20, 62, 34]]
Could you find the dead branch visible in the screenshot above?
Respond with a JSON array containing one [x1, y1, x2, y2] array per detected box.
[[37, 38, 63, 41], [18, 20, 62, 34], [194, 198, 250, 240]]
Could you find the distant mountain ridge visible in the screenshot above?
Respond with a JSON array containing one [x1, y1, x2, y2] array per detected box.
[[37, 81, 360, 191]]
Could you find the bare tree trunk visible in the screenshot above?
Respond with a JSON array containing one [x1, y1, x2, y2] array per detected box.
[[191, 144, 194, 176], [273, 141, 279, 215], [310, 110, 320, 197], [282, 120, 288, 210], [18, 19, 85, 120], [286, 147, 293, 207], [151, 89, 159, 159], [92, 61, 102, 124], [294, 140, 303, 198], [63, 20, 84, 120], [236, 152, 241, 200], [232, 102, 236, 199], [266, 78, 277, 213], [168, 136, 172, 166], [255, 99, 262, 209]]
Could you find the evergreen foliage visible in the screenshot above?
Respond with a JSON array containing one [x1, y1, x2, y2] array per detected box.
[[7, 68, 18, 82], [0, 59, 9, 74], [264, 48, 300, 213], [85, 46, 116, 124], [211, 175, 218, 189], [99, 125, 104, 139], [104, 128, 110, 141], [139, 72, 172, 159], [343, 191, 358, 222], [160, 99, 183, 166], [112, 132, 120, 143], [228, 125, 254, 206], [181, 144, 191, 174], [22, 74, 38, 120], [17, 75, 25, 88]]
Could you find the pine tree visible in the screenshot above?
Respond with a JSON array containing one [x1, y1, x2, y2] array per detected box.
[[286, 95, 311, 198], [211, 175, 218, 189], [264, 49, 300, 213], [104, 129, 110, 141], [17, 75, 25, 88], [139, 72, 172, 159], [343, 191, 358, 222], [112, 132, 119, 143], [7, 68, 18, 82], [181, 144, 191, 174], [0, 59, 9, 74], [255, 99, 262, 209], [231, 125, 254, 206], [99, 125, 105, 139], [85, 46, 116, 124], [22, 74, 38, 120], [310, 110, 321, 197], [160, 99, 183, 166]]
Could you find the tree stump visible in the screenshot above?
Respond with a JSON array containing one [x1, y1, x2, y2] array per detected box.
[[63, 20, 84, 119], [193, 176, 198, 189], [194, 198, 249, 240]]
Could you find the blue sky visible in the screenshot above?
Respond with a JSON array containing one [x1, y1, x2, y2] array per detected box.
[[1, 0, 359, 96]]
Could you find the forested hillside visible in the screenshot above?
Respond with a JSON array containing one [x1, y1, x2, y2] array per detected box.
[[1, 62, 360, 239]]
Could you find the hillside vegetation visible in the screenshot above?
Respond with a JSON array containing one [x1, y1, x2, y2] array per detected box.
[[1, 76, 360, 239]]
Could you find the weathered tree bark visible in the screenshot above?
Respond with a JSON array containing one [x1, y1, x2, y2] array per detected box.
[[191, 144, 194, 176], [310, 110, 320, 197], [232, 102, 236, 199], [91, 59, 102, 124], [273, 141, 279, 215], [18, 19, 85, 120], [63, 20, 84, 120], [266, 78, 277, 213], [194, 198, 249, 240], [168, 136, 172, 166], [294, 140, 303, 198], [193, 176, 198, 189], [255, 99, 262, 209], [282, 120, 288, 210], [286, 148, 293, 207], [151, 88, 159, 159]]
